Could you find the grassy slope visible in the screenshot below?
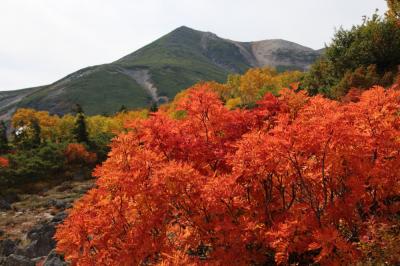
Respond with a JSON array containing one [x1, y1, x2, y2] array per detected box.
[[1, 27, 321, 117], [58, 66, 149, 115], [17, 66, 149, 115], [0, 87, 44, 119], [116, 26, 251, 98]]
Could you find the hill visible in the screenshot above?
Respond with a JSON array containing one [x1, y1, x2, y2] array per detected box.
[[0, 26, 322, 118]]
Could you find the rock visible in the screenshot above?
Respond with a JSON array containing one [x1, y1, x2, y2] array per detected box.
[[56, 182, 72, 192], [0, 192, 20, 204], [19, 223, 56, 258], [0, 239, 17, 256], [14, 209, 68, 260], [46, 199, 67, 210], [3, 254, 34, 266], [51, 212, 67, 223], [0, 199, 11, 211], [42, 249, 67, 266], [54, 201, 67, 210]]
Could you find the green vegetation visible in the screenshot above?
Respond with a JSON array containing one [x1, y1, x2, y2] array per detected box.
[[304, 12, 400, 97], [116, 26, 248, 98], [0, 107, 149, 193], [17, 66, 150, 116], [0, 121, 8, 153], [1, 142, 65, 187], [72, 106, 89, 144]]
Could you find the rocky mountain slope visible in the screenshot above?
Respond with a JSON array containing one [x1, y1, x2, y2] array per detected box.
[[0, 26, 323, 118]]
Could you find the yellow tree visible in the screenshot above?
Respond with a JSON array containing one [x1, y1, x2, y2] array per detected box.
[[12, 108, 61, 142], [56, 114, 75, 142]]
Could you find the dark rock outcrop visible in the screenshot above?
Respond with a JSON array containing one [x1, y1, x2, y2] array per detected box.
[[2, 254, 34, 266], [0, 193, 19, 205], [0, 239, 17, 257], [46, 199, 66, 210], [2, 211, 69, 264], [18, 222, 56, 259], [0, 199, 11, 211], [51, 212, 68, 223]]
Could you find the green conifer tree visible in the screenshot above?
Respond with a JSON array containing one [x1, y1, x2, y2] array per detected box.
[[30, 118, 41, 148], [119, 105, 128, 113], [73, 110, 89, 144], [149, 101, 158, 113], [0, 121, 8, 154]]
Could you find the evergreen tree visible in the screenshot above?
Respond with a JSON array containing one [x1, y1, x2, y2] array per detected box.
[[0, 121, 8, 154], [149, 101, 158, 113], [73, 112, 89, 144], [73, 103, 84, 114], [30, 118, 41, 148], [119, 105, 128, 113]]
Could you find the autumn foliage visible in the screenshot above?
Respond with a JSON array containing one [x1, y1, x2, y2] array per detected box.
[[55, 84, 400, 265], [0, 157, 9, 168], [64, 143, 97, 166]]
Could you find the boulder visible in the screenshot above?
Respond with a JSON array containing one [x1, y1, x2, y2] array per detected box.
[[3, 254, 34, 266], [17, 209, 68, 260], [51, 212, 68, 223], [46, 199, 67, 210], [0, 192, 20, 204], [0, 239, 17, 256], [19, 223, 56, 258], [0, 199, 11, 211]]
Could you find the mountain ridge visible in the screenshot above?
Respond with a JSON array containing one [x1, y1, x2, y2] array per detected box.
[[0, 26, 323, 119]]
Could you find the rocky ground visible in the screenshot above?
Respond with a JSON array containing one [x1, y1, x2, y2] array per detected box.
[[0, 180, 95, 266]]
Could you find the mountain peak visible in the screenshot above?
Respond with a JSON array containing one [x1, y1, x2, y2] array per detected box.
[[0, 28, 322, 118], [174, 25, 194, 31], [169, 25, 201, 35], [169, 26, 217, 38]]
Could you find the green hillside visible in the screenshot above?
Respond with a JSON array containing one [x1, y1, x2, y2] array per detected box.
[[0, 26, 322, 117], [17, 65, 150, 115], [115, 26, 252, 98]]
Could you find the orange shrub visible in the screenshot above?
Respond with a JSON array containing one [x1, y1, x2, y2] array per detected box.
[[0, 157, 8, 168], [64, 143, 97, 166], [55, 85, 400, 265]]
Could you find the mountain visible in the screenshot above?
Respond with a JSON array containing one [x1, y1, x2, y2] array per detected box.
[[0, 26, 322, 119]]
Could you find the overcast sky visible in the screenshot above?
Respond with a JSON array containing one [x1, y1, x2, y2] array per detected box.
[[0, 0, 387, 91]]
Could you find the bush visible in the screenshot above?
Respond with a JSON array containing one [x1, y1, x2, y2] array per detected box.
[[0, 142, 65, 188], [304, 13, 400, 97], [55, 85, 400, 265]]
